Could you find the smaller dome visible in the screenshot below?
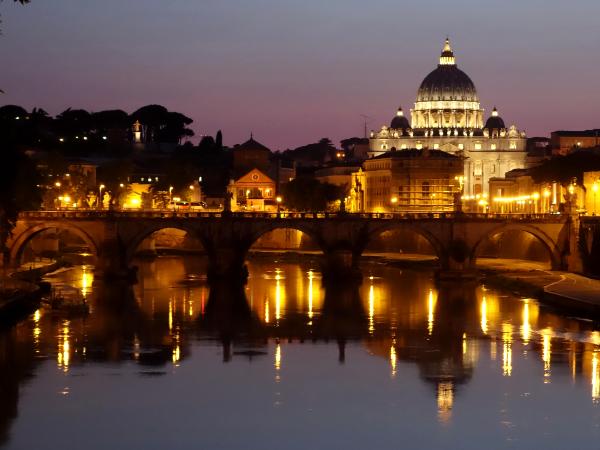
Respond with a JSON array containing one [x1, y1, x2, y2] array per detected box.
[[390, 107, 410, 129], [484, 107, 505, 129]]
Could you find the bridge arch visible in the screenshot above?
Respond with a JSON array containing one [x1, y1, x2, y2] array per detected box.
[[9, 221, 100, 265], [126, 225, 201, 263], [246, 223, 324, 254], [366, 222, 447, 265], [470, 223, 563, 270]]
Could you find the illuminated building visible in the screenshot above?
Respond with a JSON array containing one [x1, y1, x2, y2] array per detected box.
[[350, 148, 462, 212], [369, 39, 527, 198], [550, 129, 600, 156], [228, 168, 277, 211]]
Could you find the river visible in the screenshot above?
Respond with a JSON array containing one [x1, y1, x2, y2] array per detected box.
[[0, 255, 599, 449]]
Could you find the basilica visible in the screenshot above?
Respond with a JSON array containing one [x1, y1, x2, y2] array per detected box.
[[368, 39, 528, 198]]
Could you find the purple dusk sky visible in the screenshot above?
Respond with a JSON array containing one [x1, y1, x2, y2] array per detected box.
[[1, 0, 599, 150]]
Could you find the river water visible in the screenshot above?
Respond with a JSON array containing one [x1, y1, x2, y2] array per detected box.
[[1, 255, 599, 449]]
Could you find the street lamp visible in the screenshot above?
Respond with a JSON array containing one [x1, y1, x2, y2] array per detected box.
[[532, 192, 540, 214], [543, 188, 551, 213], [55, 181, 61, 188], [593, 180, 599, 215], [391, 196, 398, 213], [276, 196, 282, 215], [169, 186, 174, 207], [98, 184, 105, 209]]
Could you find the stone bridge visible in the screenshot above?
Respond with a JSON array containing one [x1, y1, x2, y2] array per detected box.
[[4, 210, 584, 282]]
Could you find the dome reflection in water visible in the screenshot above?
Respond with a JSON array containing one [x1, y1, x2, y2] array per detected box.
[[1, 255, 600, 449]]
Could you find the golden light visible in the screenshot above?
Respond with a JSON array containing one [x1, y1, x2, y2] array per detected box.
[[532, 192, 540, 200], [189, 185, 194, 190], [275, 343, 281, 371], [368, 282, 375, 335], [391, 196, 398, 204], [264, 299, 270, 324], [543, 188, 551, 198], [99, 184, 105, 189], [568, 184, 575, 195], [307, 270, 314, 321], [480, 296, 488, 334], [55, 181, 61, 187], [390, 343, 397, 378], [593, 181, 599, 193], [275, 269, 283, 322], [57, 320, 70, 372], [119, 183, 124, 188], [276, 196, 282, 204], [427, 289, 436, 336], [502, 323, 513, 377], [437, 381, 454, 424], [542, 328, 552, 383], [521, 300, 531, 344], [592, 350, 600, 403]]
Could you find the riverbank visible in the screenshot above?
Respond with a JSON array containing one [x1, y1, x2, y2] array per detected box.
[[0, 259, 62, 324], [0, 280, 42, 326]]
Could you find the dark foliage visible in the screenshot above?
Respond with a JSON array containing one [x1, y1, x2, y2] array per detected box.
[[529, 149, 600, 185], [282, 177, 345, 211]]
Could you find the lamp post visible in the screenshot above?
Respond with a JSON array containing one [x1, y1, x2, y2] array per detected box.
[[543, 188, 551, 214], [532, 192, 540, 214], [98, 184, 105, 209], [593, 181, 599, 215], [276, 196, 282, 216], [391, 196, 398, 213], [169, 186, 174, 208]]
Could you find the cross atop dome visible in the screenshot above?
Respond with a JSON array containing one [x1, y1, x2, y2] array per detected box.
[[439, 38, 456, 66]]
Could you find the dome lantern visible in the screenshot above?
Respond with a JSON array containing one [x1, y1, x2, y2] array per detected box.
[[439, 38, 456, 66]]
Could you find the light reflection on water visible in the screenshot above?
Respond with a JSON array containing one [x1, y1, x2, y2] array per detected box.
[[1, 256, 600, 449]]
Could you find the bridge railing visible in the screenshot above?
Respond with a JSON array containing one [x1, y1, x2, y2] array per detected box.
[[18, 210, 568, 222]]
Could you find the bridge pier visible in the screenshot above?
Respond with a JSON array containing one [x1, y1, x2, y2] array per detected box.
[[436, 239, 477, 281], [205, 247, 249, 284], [95, 234, 137, 282], [320, 248, 362, 285]]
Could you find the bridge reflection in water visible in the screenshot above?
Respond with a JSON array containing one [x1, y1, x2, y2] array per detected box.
[[2, 256, 600, 448]]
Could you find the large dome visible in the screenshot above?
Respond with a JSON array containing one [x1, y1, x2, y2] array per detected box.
[[416, 66, 478, 103], [410, 39, 484, 130], [416, 39, 478, 103]]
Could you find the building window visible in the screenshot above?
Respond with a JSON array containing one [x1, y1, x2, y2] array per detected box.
[[491, 144, 497, 150], [458, 144, 464, 150], [474, 142, 482, 150], [422, 181, 430, 198], [509, 141, 517, 149], [433, 143, 439, 149]]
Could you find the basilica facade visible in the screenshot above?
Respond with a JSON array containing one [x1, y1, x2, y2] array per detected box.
[[369, 39, 527, 197]]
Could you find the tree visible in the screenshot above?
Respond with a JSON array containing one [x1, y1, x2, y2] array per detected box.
[[215, 130, 223, 149], [283, 138, 337, 167], [0, 146, 41, 259], [281, 177, 346, 211]]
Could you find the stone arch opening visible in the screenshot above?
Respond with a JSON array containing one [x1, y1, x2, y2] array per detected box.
[[128, 226, 204, 262], [248, 226, 322, 254], [9, 222, 99, 266], [471, 225, 561, 270], [365, 224, 445, 266]]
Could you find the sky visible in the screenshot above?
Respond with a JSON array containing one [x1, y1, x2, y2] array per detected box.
[[1, 0, 599, 150]]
